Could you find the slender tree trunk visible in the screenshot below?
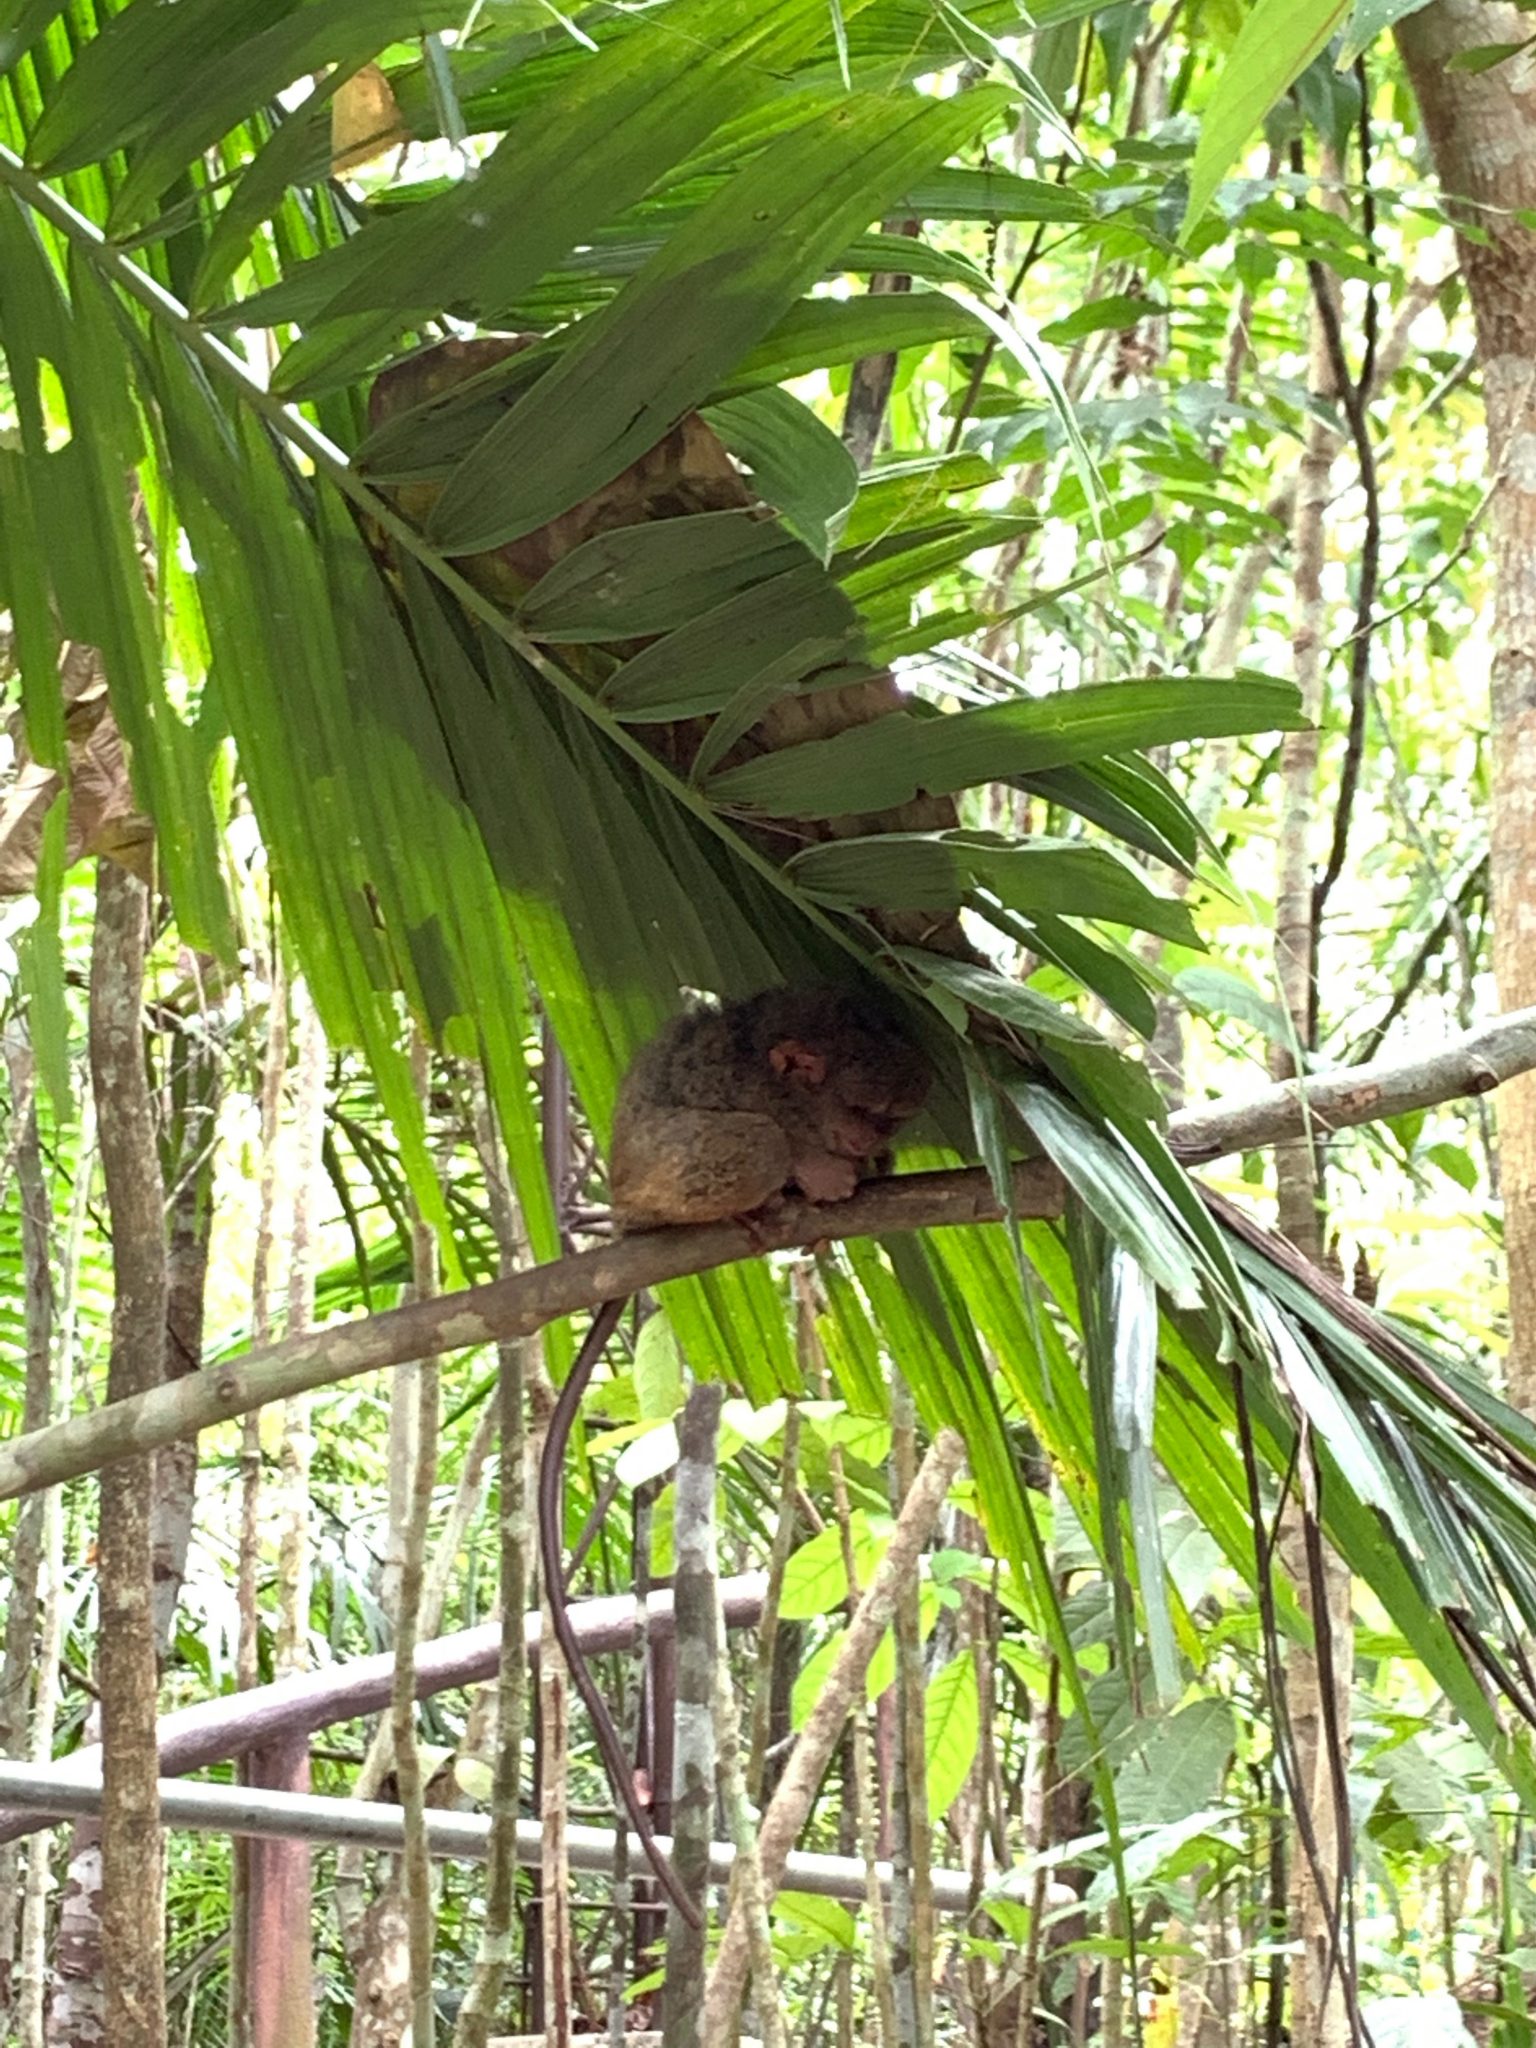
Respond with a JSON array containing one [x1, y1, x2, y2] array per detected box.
[[150, 951, 222, 1658], [244, 978, 323, 2048], [799, 1274, 895, 2048], [454, 1086, 533, 2048], [0, 1036, 51, 2022], [1396, 3, 1536, 1412], [392, 1033, 442, 2048], [711, 1588, 787, 2048], [89, 859, 169, 2048], [887, 1376, 935, 2048], [531, 1369, 574, 2048], [1272, 200, 1352, 2048], [232, 942, 288, 2048], [662, 1383, 723, 2048], [41, 1102, 100, 2048], [841, 222, 919, 470]]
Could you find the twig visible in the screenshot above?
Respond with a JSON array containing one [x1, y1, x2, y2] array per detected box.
[[1306, 249, 1382, 927]]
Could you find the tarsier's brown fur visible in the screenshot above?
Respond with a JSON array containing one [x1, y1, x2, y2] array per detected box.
[[609, 988, 931, 1229]]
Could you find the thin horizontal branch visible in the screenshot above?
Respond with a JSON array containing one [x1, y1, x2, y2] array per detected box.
[[0, 1576, 767, 1849], [1168, 1003, 1536, 1163], [0, 1761, 1038, 1918], [0, 1005, 1530, 1506]]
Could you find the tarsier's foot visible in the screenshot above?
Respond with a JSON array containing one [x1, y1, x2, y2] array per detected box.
[[731, 1204, 782, 1251]]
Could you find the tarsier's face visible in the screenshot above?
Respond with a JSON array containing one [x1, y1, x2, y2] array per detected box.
[[820, 1032, 931, 1155], [764, 1002, 931, 1159]]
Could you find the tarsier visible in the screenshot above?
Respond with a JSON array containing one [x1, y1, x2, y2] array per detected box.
[[609, 986, 932, 1231]]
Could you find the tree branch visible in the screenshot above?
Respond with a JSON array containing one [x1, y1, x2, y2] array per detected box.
[[1, 1007, 1532, 1506]]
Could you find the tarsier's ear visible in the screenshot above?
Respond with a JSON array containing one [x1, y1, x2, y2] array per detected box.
[[769, 1039, 828, 1088]]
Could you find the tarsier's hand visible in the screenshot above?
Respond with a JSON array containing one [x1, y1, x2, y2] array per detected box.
[[788, 1150, 863, 1204]]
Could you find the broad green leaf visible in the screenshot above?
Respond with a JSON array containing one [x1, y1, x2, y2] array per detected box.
[[708, 678, 1304, 817], [1338, 0, 1435, 66], [1013, 914, 1160, 1040], [102, 3, 466, 227], [1174, 964, 1291, 1043], [1019, 757, 1202, 874], [1182, 0, 1353, 234], [192, 91, 336, 310], [837, 514, 1033, 615], [897, 951, 1104, 1046], [965, 1053, 1025, 1238], [780, 1512, 890, 1619], [897, 165, 1094, 222], [772, 1893, 858, 1952], [1446, 40, 1532, 73], [427, 88, 1011, 548], [633, 1312, 684, 1420], [28, 0, 274, 170], [925, 1651, 981, 1818], [840, 451, 1000, 548], [518, 512, 807, 644], [1369, 1737, 1451, 1847], [704, 388, 860, 561], [717, 288, 992, 392], [1041, 293, 1168, 344], [688, 636, 850, 786], [1115, 1699, 1237, 1830], [235, 0, 854, 335], [30, 254, 234, 957], [789, 831, 1204, 946], [1254, 1296, 1405, 1521], [0, 446, 62, 766], [817, 1261, 888, 1417], [1084, 1808, 1240, 1906], [0, 0, 67, 72], [793, 1622, 898, 1726], [841, 226, 995, 293], [604, 564, 863, 720]]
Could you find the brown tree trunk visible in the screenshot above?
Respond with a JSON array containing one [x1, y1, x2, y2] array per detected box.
[[658, 1383, 723, 2048], [1271, 184, 1354, 2048], [244, 981, 325, 2048], [150, 952, 222, 1655], [232, 945, 288, 2048], [1396, 2, 1536, 1411], [0, 1037, 52, 2023], [89, 859, 169, 2048], [531, 1371, 575, 2048]]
